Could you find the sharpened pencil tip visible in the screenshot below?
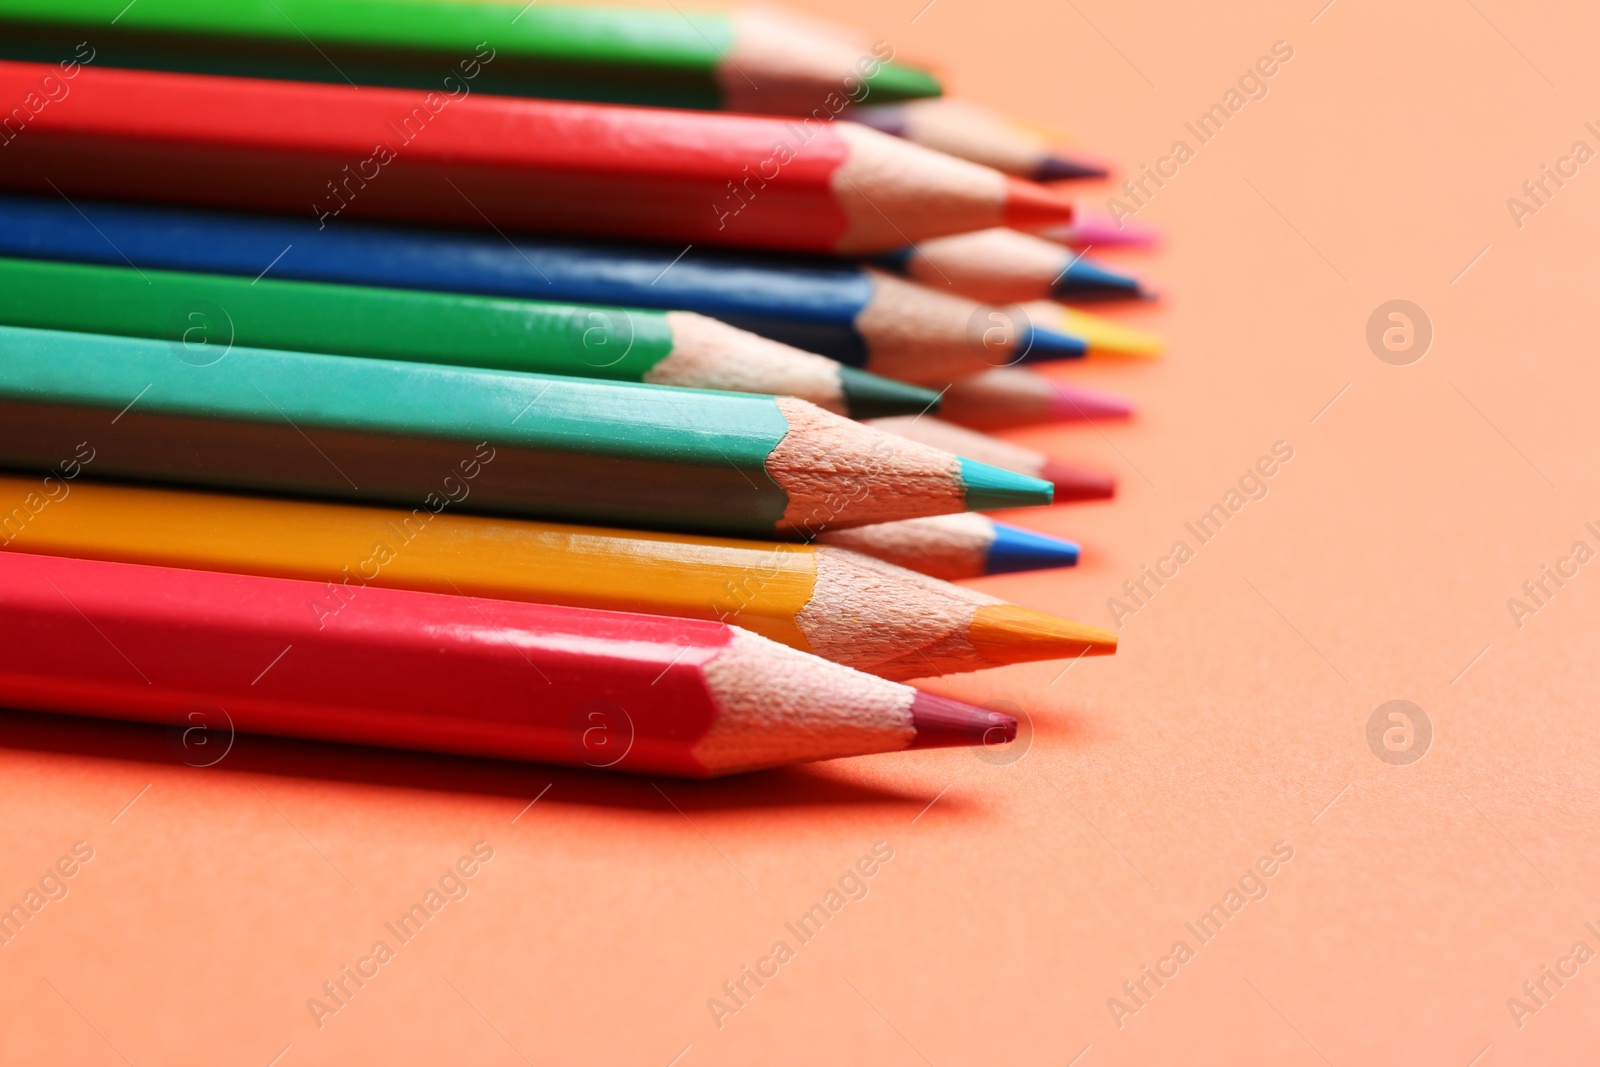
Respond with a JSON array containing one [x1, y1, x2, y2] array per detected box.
[[1019, 323, 1090, 362], [1000, 177, 1076, 232], [1034, 155, 1109, 182], [874, 245, 917, 271], [1048, 381, 1136, 422], [1042, 212, 1163, 250], [984, 522, 1080, 574], [863, 61, 944, 103], [1039, 461, 1116, 501], [906, 691, 1017, 750], [958, 457, 1054, 511], [1050, 259, 1146, 302], [1058, 308, 1165, 357], [968, 604, 1118, 665], [836, 366, 944, 418]]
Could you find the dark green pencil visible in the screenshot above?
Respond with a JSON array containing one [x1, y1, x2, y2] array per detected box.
[[0, 257, 935, 419], [0, 0, 940, 113]]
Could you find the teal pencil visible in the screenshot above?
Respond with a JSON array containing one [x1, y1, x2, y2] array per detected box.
[[0, 325, 1052, 538]]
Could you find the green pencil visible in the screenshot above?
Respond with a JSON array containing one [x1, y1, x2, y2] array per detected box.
[[0, 0, 940, 113], [0, 257, 935, 419], [0, 325, 1049, 537]]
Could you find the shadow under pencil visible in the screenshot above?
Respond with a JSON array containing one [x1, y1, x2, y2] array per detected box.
[[0, 706, 1004, 817]]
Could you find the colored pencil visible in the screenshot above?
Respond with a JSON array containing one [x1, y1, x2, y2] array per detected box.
[[0, 1, 941, 114], [0, 550, 1017, 777], [1021, 303, 1165, 358], [886, 229, 1151, 303], [870, 416, 1116, 502], [0, 325, 1052, 537], [0, 256, 937, 419], [942, 369, 1137, 430], [0, 475, 1116, 680], [0, 61, 1072, 254], [818, 270, 1086, 382], [1040, 209, 1162, 250], [0, 195, 1087, 378], [848, 100, 1107, 181], [819, 514, 1079, 581]]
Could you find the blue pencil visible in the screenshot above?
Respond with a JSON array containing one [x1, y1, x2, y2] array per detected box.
[[818, 514, 1080, 581], [0, 194, 1088, 386], [884, 228, 1151, 304]]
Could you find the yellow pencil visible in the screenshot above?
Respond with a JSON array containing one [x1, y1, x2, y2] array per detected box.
[[0, 475, 1113, 682], [1026, 301, 1165, 358]]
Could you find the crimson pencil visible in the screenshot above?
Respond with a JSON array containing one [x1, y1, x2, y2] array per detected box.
[[0, 551, 1015, 777], [0, 61, 1073, 255]]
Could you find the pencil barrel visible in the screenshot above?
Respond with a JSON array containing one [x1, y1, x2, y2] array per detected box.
[[0, 325, 797, 535], [0, 1, 939, 111], [0, 61, 871, 252], [0, 256, 683, 382], [0, 549, 728, 776]]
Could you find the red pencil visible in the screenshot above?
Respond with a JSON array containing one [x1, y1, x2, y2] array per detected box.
[[0, 61, 1072, 254], [0, 551, 1013, 777]]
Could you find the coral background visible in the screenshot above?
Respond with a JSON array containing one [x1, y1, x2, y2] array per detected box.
[[3, 0, 1599, 1062]]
